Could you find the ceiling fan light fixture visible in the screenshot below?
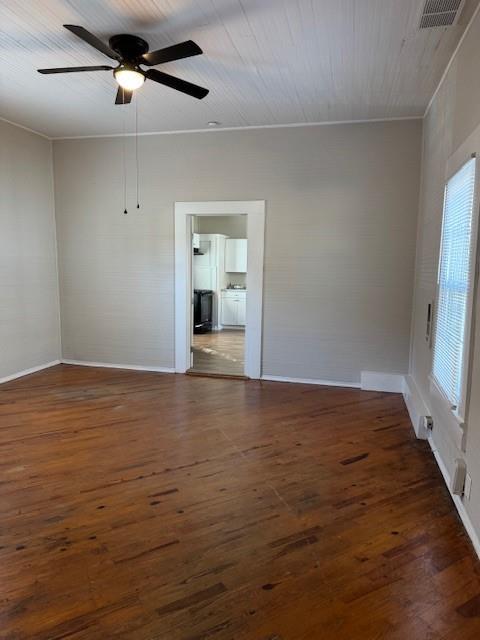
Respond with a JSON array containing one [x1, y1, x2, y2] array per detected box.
[[38, 26, 209, 103], [114, 66, 145, 91]]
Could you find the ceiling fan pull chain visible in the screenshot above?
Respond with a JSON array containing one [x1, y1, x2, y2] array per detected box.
[[123, 88, 128, 214], [136, 98, 140, 210]]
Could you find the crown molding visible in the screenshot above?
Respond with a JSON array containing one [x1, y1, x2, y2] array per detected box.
[[51, 116, 422, 141], [0, 115, 51, 140]]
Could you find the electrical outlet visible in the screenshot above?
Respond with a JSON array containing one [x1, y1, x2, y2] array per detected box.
[[424, 415, 434, 431], [464, 473, 472, 501], [452, 459, 467, 496]]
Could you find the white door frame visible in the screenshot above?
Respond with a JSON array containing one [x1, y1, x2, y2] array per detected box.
[[174, 200, 265, 378]]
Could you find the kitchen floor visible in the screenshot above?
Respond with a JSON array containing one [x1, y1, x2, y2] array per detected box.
[[192, 329, 245, 376]]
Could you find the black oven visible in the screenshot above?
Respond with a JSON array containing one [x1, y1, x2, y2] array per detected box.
[[193, 290, 213, 333]]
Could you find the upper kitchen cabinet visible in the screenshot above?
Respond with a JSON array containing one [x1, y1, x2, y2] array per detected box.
[[225, 239, 247, 273]]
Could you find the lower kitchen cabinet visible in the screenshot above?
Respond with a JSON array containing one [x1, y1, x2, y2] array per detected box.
[[220, 290, 246, 326]]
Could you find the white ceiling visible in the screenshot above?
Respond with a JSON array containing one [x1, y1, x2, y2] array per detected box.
[[0, 0, 478, 138]]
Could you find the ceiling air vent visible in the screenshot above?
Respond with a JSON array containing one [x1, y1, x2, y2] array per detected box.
[[419, 0, 466, 28]]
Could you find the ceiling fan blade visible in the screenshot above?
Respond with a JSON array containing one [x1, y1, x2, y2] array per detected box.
[[115, 87, 133, 105], [142, 40, 203, 66], [38, 65, 113, 74], [145, 68, 208, 99], [64, 24, 121, 61]]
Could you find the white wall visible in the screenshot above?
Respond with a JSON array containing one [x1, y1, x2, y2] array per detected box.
[[410, 8, 480, 544], [53, 120, 421, 382], [196, 215, 247, 238], [0, 120, 60, 380]]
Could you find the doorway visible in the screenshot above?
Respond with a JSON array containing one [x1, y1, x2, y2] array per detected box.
[[174, 201, 265, 379], [192, 216, 247, 375]]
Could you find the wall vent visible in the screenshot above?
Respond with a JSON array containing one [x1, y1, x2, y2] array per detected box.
[[419, 0, 466, 29]]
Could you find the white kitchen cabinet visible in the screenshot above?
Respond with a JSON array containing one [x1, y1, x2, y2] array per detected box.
[[221, 290, 246, 326], [236, 297, 246, 325], [225, 239, 247, 273], [221, 297, 238, 325]]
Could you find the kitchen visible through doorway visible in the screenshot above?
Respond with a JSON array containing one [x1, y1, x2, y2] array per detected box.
[[191, 215, 247, 376]]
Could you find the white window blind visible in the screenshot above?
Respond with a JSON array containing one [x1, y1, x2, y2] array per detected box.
[[432, 157, 477, 409]]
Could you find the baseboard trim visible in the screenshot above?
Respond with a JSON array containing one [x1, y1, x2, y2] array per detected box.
[[261, 375, 361, 389], [0, 360, 61, 384], [428, 436, 480, 560], [361, 371, 405, 393], [61, 359, 175, 374]]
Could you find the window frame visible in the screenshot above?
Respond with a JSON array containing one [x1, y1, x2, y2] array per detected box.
[[431, 153, 480, 427]]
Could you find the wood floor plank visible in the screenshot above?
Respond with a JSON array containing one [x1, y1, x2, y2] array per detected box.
[[0, 364, 479, 639], [192, 329, 245, 375]]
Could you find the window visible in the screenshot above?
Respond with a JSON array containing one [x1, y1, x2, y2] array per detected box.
[[432, 156, 478, 413]]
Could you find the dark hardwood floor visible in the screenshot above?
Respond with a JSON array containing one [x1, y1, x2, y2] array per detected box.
[[1, 364, 480, 639]]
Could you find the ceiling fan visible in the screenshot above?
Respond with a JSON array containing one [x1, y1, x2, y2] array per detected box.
[[38, 25, 209, 104]]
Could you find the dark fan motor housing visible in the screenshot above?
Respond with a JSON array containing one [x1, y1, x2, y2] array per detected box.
[[38, 25, 209, 104]]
